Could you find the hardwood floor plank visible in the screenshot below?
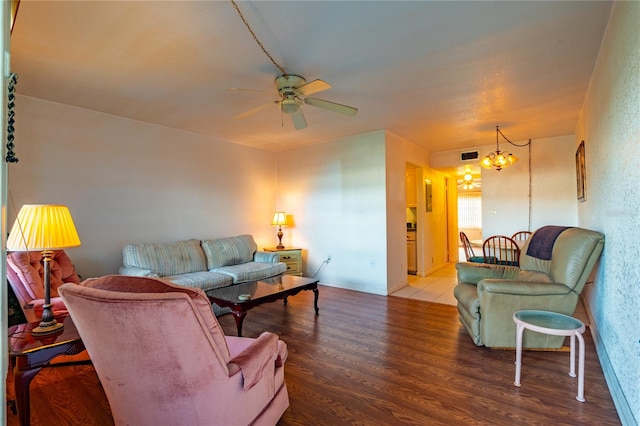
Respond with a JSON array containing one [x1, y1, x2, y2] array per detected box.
[[6, 284, 620, 425]]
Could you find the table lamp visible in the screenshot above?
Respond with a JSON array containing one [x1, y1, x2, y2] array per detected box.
[[271, 211, 287, 249], [7, 204, 81, 335]]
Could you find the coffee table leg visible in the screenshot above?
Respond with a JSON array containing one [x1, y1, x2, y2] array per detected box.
[[231, 311, 247, 337], [313, 288, 319, 314]]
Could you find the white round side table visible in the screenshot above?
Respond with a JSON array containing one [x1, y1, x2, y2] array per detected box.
[[513, 310, 586, 402]]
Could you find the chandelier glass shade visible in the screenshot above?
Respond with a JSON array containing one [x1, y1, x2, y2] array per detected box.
[[480, 125, 524, 171]]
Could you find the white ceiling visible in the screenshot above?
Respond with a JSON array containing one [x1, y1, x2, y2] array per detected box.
[[10, 1, 612, 154]]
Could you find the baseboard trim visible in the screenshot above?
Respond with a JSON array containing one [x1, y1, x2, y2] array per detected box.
[[583, 296, 636, 425]]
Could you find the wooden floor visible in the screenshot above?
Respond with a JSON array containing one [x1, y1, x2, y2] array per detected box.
[[6, 284, 620, 425]]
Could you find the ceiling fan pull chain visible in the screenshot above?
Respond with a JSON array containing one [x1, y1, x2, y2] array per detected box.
[[6, 72, 18, 164], [230, 0, 287, 76]]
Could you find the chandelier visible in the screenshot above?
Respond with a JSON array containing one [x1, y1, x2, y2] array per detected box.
[[480, 125, 531, 171]]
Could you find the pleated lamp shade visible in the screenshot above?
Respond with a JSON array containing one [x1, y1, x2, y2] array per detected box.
[[7, 204, 81, 251]]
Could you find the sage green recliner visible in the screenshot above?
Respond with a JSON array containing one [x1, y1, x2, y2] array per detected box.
[[454, 226, 604, 349]]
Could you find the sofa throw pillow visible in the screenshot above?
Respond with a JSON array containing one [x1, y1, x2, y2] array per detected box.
[[202, 234, 257, 269]]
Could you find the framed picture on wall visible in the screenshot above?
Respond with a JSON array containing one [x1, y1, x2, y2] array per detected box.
[[576, 140, 586, 201]]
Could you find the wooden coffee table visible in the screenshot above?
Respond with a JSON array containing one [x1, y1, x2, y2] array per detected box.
[[206, 275, 319, 336]]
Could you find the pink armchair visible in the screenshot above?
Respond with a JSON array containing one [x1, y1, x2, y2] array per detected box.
[[58, 275, 289, 426], [7, 250, 81, 323]]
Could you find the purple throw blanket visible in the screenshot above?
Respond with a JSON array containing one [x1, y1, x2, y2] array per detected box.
[[526, 226, 572, 260]]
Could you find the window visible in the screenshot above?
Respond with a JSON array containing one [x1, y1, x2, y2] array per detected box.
[[458, 193, 482, 229]]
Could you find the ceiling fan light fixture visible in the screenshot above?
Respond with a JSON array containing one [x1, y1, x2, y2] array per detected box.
[[280, 97, 301, 115]]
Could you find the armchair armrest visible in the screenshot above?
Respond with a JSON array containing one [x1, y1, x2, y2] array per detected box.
[[456, 262, 520, 285], [253, 251, 280, 263], [478, 280, 571, 296], [118, 266, 158, 278], [228, 332, 278, 391]]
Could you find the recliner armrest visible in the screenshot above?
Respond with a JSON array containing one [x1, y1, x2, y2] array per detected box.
[[478, 280, 571, 296], [228, 332, 278, 391], [456, 262, 520, 285]]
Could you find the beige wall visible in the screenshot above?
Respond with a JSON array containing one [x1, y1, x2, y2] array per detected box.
[[10, 95, 278, 278]]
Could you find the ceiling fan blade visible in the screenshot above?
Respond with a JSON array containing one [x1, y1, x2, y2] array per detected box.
[[234, 102, 277, 120], [304, 97, 358, 116], [297, 79, 331, 96], [290, 110, 307, 130]]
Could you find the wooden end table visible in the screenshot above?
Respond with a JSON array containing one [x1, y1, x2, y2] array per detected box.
[[8, 315, 87, 426], [206, 275, 319, 336]]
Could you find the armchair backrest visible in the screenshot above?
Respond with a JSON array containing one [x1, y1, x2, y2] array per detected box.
[[7, 250, 80, 322], [58, 275, 235, 424], [519, 227, 604, 293]]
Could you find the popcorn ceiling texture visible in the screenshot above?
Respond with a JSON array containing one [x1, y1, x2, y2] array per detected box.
[[577, 2, 640, 422]]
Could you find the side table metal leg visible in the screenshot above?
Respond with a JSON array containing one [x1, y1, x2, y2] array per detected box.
[[514, 323, 524, 387], [576, 332, 586, 402], [569, 333, 577, 378]]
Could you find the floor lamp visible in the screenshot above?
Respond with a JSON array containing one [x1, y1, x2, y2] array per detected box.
[[7, 204, 81, 336]]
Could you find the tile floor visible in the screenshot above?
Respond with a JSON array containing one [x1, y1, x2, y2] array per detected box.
[[390, 259, 589, 325]]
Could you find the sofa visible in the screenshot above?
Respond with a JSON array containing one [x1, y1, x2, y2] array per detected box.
[[454, 226, 604, 349], [119, 234, 286, 293]]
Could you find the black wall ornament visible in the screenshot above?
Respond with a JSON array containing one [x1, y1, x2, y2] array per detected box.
[[6, 72, 18, 163]]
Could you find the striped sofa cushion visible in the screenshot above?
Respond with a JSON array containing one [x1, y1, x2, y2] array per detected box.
[[212, 261, 287, 284], [202, 235, 257, 270], [122, 239, 207, 277], [164, 271, 232, 291]]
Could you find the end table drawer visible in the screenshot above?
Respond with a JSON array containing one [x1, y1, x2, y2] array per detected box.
[[278, 252, 300, 262], [264, 247, 303, 276]]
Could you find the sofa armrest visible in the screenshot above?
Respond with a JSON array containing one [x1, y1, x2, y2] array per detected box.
[[227, 332, 278, 391], [478, 280, 570, 296], [253, 251, 280, 263], [118, 266, 158, 278], [455, 262, 520, 285]]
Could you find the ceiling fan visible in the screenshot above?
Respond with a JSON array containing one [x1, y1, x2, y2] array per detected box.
[[232, 74, 358, 130], [458, 173, 481, 190]]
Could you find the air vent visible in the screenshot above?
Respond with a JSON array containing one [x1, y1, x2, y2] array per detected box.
[[460, 150, 479, 163]]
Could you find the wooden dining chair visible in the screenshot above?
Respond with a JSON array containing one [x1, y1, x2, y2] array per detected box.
[[459, 231, 485, 263], [511, 231, 533, 244], [482, 235, 521, 266]]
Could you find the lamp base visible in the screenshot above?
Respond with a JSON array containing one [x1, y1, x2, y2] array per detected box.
[[276, 244, 285, 249], [31, 319, 64, 336]]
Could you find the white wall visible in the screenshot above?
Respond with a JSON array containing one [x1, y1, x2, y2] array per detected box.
[[431, 134, 578, 239], [10, 95, 278, 278], [482, 134, 578, 237], [276, 130, 389, 295], [576, 2, 640, 423]]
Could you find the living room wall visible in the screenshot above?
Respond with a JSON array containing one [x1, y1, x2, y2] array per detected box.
[[430, 134, 578, 238], [275, 130, 440, 296], [9, 95, 278, 279], [275, 130, 390, 295], [575, 1, 639, 423]]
